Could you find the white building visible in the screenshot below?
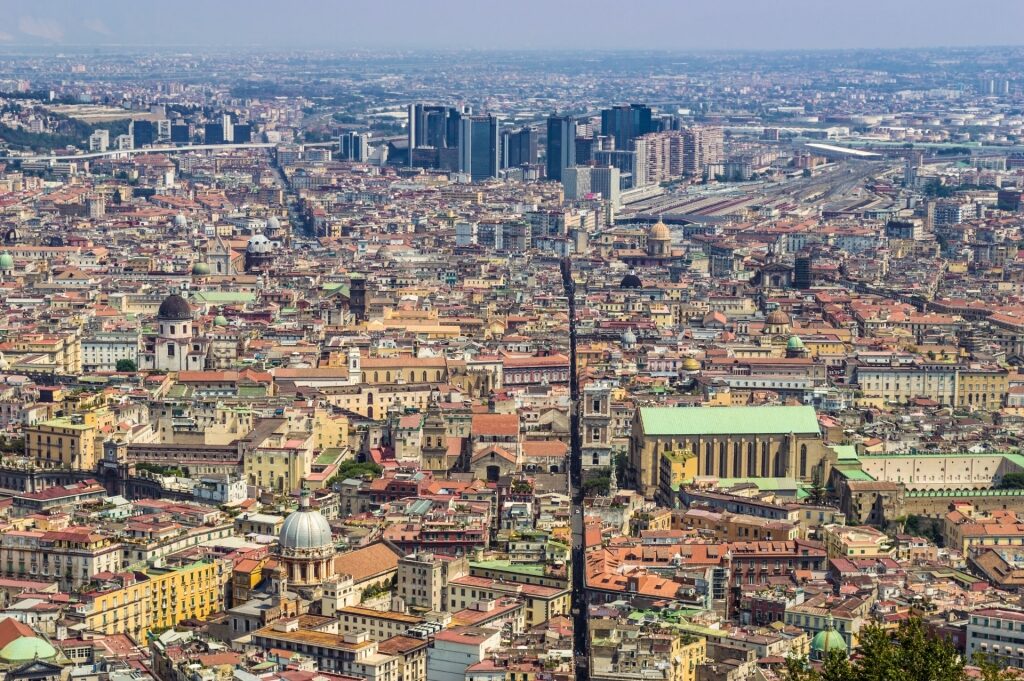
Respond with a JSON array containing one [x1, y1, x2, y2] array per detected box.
[[82, 331, 140, 372], [426, 627, 500, 681], [139, 293, 209, 372], [88, 129, 109, 152], [966, 608, 1024, 669]]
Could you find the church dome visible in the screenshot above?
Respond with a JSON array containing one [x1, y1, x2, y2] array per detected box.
[[649, 219, 671, 242], [213, 315, 229, 327], [811, 628, 846, 657], [191, 262, 211, 275], [266, 216, 281, 232], [173, 214, 188, 229], [0, 636, 57, 663], [682, 357, 701, 372], [620, 273, 643, 289], [279, 495, 333, 552], [157, 293, 192, 321], [0, 619, 58, 663], [787, 335, 805, 351], [765, 309, 791, 326], [621, 328, 637, 346], [0, 253, 13, 270], [247, 233, 273, 254]]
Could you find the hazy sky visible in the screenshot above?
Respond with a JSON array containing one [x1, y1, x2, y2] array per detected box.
[[1, 0, 1023, 51]]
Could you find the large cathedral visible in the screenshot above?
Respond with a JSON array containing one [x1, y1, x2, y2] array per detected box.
[[140, 293, 211, 371]]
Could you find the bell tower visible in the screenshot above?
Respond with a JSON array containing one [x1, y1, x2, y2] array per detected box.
[[420, 394, 449, 473]]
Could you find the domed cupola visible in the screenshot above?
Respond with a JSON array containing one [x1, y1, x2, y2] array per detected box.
[[278, 491, 336, 586]]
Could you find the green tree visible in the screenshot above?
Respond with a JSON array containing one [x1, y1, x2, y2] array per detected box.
[[116, 359, 137, 372], [974, 653, 1020, 681], [806, 466, 828, 505], [998, 472, 1024, 489], [784, 619, 967, 681], [614, 451, 629, 486], [583, 474, 611, 496], [326, 459, 383, 487]]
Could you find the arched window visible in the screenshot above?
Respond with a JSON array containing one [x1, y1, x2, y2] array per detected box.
[[732, 443, 741, 478], [719, 441, 727, 476], [748, 441, 757, 477], [800, 444, 808, 479], [705, 442, 713, 474], [761, 441, 770, 477]]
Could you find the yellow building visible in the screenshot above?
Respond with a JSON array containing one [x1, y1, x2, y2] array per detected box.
[[821, 524, 893, 559], [147, 559, 225, 632], [73, 558, 224, 641], [361, 355, 448, 385], [957, 365, 1008, 411], [657, 448, 698, 507], [631, 406, 826, 499], [244, 432, 314, 493], [1, 330, 82, 374], [314, 408, 349, 450], [24, 408, 114, 470], [590, 623, 706, 681], [74, 574, 151, 641]]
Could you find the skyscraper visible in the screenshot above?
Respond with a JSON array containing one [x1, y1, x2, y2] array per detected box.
[[682, 126, 724, 176], [459, 115, 499, 181], [233, 123, 252, 144], [408, 103, 462, 168], [340, 131, 370, 162], [501, 127, 538, 168], [563, 166, 620, 207], [601, 104, 656, 150], [221, 114, 234, 144], [130, 120, 156, 147], [546, 115, 576, 182], [408, 104, 460, 149], [204, 123, 225, 145], [170, 123, 190, 144]]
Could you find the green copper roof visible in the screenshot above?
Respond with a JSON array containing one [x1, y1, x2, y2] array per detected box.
[[829, 445, 860, 462], [471, 559, 546, 577], [836, 468, 875, 482], [906, 488, 1024, 498], [0, 637, 57, 662], [787, 335, 805, 350], [191, 291, 255, 304], [640, 405, 820, 436], [811, 628, 846, 653]]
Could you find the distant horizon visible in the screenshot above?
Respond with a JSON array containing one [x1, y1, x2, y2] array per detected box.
[[2, 44, 1023, 54], [1, 0, 1023, 52]]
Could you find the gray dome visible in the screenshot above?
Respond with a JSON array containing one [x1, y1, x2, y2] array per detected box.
[[621, 328, 637, 345], [266, 216, 281, 231], [620, 273, 642, 289], [247, 233, 273, 254], [157, 293, 192, 320], [173, 214, 188, 229], [279, 498, 333, 551]]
